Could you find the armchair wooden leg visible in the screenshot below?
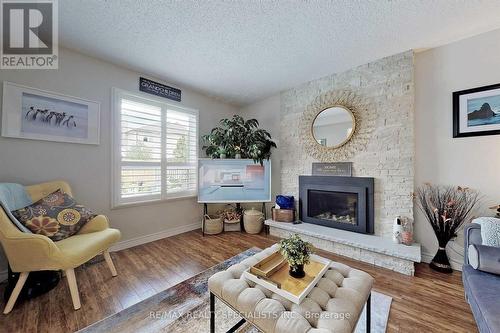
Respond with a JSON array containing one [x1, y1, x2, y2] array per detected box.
[[3, 272, 29, 314], [65, 269, 81, 310], [103, 250, 117, 277]]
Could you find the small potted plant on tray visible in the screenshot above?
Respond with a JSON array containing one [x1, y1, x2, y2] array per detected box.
[[279, 234, 313, 278]]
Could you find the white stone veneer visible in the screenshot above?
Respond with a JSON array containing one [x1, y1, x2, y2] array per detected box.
[[279, 51, 415, 238]]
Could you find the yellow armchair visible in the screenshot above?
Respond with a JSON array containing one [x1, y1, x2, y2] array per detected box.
[[0, 181, 121, 314]]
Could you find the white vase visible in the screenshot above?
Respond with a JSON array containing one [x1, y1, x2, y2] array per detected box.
[[392, 216, 403, 244]]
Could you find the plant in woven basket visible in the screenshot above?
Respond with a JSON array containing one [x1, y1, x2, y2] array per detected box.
[[415, 184, 480, 273], [201, 115, 276, 164], [279, 234, 314, 278], [221, 207, 241, 222]]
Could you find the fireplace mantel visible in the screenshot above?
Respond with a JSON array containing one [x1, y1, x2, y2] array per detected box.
[[265, 219, 421, 275]]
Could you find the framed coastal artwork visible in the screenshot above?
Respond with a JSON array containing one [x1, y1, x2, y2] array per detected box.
[[453, 83, 500, 138], [1, 82, 100, 144]]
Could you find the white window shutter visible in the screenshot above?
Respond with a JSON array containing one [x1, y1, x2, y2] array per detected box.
[[114, 89, 198, 206], [165, 108, 198, 198]]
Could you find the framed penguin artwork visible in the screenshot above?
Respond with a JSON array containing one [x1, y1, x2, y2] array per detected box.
[[1, 82, 100, 144]]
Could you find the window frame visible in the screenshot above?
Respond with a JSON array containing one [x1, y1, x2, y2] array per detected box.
[[111, 88, 199, 208]]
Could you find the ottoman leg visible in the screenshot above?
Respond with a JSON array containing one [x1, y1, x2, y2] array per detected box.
[[228, 319, 247, 333], [210, 292, 215, 333], [366, 292, 371, 333]]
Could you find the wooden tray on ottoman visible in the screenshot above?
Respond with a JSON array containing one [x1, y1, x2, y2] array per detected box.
[[243, 251, 331, 304], [249, 251, 287, 277]]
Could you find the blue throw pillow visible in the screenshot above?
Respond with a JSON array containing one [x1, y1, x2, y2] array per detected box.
[[0, 201, 32, 234], [276, 195, 294, 209], [0, 183, 33, 233]]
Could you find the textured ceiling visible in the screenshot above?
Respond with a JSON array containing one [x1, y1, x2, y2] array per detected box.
[[59, 1, 500, 106]]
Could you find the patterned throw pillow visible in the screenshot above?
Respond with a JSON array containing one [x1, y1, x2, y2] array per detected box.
[[474, 217, 500, 247], [12, 189, 97, 241]]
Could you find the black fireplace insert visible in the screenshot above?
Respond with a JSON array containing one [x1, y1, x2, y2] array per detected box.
[[299, 175, 374, 234]]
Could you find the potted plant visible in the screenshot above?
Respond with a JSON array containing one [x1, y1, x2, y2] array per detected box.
[[415, 184, 480, 273], [217, 205, 242, 232], [279, 234, 313, 278], [234, 146, 242, 159], [221, 206, 241, 224], [218, 146, 227, 159], [202, 115, 276, 164]]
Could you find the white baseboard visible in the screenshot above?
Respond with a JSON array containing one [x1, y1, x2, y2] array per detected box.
[[421, 252, 463, 271], [0, 223, 200, 283], [110, 221, 200, 252]]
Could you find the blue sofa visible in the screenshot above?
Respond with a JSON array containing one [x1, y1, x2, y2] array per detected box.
[[463, 224, 500, 333]]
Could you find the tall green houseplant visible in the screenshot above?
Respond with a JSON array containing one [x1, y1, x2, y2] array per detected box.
[[202, 115, 277, 164]]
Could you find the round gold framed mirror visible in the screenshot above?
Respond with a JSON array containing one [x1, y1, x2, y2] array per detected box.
[[311, 105, 355, 148], [300, 90, 373, 162]]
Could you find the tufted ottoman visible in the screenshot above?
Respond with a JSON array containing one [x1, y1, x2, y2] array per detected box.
[[208, 245, 374, 333]]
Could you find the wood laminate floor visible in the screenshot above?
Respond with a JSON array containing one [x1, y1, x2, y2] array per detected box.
[[0, 230, 477, 333]]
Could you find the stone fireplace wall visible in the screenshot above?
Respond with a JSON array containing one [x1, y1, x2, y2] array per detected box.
[[280, 51, 415, 237]]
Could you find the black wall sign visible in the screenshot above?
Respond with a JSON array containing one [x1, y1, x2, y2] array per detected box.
[[312, 162, 352, 176], [139, 77, 181, 102]]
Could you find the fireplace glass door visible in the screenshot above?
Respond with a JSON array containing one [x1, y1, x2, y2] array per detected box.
[[307, 190, 358, 226]]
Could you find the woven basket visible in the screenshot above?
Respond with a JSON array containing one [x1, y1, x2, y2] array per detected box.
[[243, 209, 264, 234], [204, 214, 223, 235], [272, 208, 295, 222], [224, 219, 241, 232]]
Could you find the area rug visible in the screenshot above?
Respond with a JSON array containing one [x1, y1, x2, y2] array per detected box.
[[81, 248, 391, 333]]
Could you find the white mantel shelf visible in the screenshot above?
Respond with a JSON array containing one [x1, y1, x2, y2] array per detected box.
[[266, 220, 421, 275]]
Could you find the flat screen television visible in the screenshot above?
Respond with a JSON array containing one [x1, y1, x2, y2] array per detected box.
[[198, 159, 271, 203]]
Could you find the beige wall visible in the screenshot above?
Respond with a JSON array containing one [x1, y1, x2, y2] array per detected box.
[[0, 48, 238, 274], [415, 28, 500, 268], [240, 95, 281, 202]]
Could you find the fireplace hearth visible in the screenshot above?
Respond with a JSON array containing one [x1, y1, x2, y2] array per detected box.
[[299, 175, 374, 234]]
